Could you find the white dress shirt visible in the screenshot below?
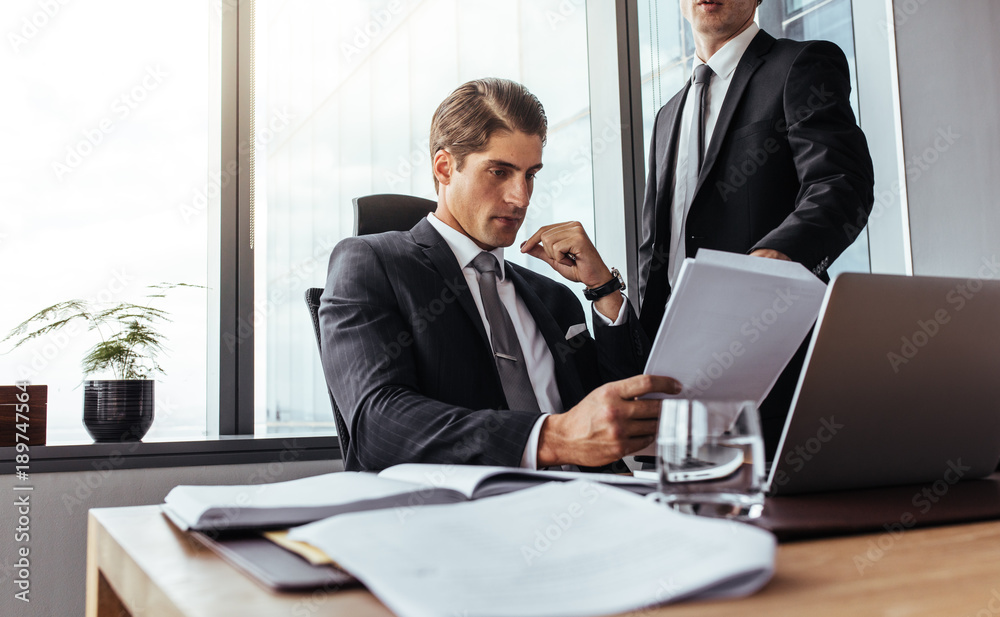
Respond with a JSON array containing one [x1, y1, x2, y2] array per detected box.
[[668, 22, 760, 286], [426, 213, 626, 468]]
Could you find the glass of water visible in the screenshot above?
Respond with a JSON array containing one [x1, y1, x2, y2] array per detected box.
[[651, 399, 765, 519]]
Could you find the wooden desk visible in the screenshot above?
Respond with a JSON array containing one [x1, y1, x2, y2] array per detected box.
[[87, 505, 1000, 617]]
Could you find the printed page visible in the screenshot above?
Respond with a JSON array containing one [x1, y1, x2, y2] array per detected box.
[[644, 249, 827, 402], [289, 481, 775, 617]]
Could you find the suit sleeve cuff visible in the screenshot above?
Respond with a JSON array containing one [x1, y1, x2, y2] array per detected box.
[[520, 414, 550, 469], [592, 294, 630, 327]]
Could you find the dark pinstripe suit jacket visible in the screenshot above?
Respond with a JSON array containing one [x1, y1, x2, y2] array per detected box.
[[319, 218, 649, 471]]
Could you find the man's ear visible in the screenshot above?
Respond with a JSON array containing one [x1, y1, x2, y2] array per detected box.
[[433, 149, 453, 186]]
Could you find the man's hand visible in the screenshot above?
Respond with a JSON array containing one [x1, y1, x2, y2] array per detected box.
[[750, 248, 791, 261], [520, 221, 623, 320], [536, 375, 683, 468]]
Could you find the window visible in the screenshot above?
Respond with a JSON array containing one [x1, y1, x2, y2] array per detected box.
[[1, 0, 216, 443], [2, 1, 879, 462], [252, 0, 601, 434]]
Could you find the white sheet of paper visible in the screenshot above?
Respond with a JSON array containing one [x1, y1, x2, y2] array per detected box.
[[289, 480, 776, 617], [644, 249, 826, 402]]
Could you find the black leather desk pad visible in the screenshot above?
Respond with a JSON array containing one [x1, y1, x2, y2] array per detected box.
[[753, 472, 1000, 541]]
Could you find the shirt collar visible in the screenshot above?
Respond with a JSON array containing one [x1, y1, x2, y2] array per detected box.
[[426, 213, 507, 280], [694, 22, 759, 81]]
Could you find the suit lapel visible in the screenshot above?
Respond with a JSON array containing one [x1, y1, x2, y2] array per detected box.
[[411, 219, 491, 350], [654, 88, 691, 212], [694, 30, 774, 198], [506, 265, 586, 408]]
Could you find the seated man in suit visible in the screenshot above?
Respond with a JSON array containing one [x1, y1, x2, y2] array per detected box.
[[320, 78, 680, 472]]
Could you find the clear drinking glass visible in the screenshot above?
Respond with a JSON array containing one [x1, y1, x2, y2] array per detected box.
[[651, 399, 765, 519]]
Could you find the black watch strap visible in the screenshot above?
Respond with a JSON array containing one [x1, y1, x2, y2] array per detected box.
[[583, 267, 625, 301]]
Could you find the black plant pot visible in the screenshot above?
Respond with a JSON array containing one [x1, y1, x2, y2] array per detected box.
[[83, 380, 154, 442]]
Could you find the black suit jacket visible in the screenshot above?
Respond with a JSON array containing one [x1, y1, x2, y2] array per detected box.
[[320, 218, 649, 471], [637, 30, 874, 455], [638, 29, 875, 336]]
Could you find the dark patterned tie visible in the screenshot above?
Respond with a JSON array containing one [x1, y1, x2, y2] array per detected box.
[[692, 63, 715, 174], [471, 252, 541, 412]]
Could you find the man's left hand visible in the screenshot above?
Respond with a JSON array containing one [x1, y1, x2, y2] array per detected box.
[[750, 248, 791, 261], [520, 221, 610, 285], [521, 222, 623, 320]]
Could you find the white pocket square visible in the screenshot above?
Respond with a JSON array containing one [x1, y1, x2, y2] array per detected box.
[[565, 323, 588, 340]]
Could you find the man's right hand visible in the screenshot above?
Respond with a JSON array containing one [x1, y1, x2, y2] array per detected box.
[[536, 375, 682, 468]]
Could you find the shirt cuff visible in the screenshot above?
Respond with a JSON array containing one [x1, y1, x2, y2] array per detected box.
[[592, 293, 629, 327], [519, 414, 550, 469]]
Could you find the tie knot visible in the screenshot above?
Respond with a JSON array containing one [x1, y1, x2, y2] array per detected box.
[[693, 63, 713, 86], [471, 252, 501, 277]]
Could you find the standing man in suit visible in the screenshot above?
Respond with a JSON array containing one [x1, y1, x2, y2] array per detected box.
[[638, 0, 875, 454], [321, 78, 680, 472]]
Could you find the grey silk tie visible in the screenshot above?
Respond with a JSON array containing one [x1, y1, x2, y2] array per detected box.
[[669, 63, 715, 286], [471, 252, 541, 413]]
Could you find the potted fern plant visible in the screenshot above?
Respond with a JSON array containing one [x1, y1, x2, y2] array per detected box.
[[2, 283, 201, 442]]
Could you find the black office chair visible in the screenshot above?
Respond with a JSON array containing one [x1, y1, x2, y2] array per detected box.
[[352, 193, 436, 236], [306, 194, 438, 460], [305, 287, 351, 458]]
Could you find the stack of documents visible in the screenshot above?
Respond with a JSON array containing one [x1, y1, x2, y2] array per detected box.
[[288, 480, 776, 617]]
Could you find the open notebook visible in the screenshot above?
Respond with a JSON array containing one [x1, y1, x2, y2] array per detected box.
[[162, 463, 655, 532]]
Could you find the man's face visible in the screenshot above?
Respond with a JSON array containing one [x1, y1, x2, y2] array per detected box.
[[680, 0, 758, 42], [435, 130, 543, 251]]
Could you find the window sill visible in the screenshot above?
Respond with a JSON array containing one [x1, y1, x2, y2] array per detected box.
[[0, 433, 341, 474]]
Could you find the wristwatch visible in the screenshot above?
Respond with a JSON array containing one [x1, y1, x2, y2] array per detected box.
[[583, 268, 625, 301]]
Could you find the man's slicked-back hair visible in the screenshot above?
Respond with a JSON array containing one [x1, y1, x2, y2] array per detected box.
[[429, 78, 548, 191]]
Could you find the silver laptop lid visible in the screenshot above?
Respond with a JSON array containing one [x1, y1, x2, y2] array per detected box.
[[767, 272, 1000, 495]]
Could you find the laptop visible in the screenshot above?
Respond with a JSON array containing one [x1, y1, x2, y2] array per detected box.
[[766, 272, 1000, 495]]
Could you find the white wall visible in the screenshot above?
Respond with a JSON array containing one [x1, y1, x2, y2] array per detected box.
[[0, 459, 341, 617], [893, 0, 1000, 277]]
